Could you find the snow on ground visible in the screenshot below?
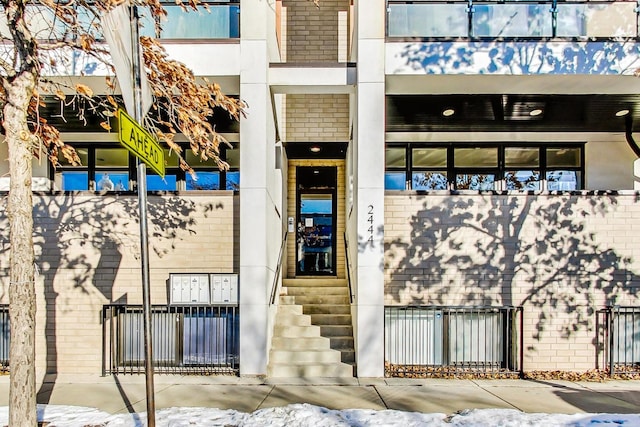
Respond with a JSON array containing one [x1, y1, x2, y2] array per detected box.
[[1, 404, 640, 427]]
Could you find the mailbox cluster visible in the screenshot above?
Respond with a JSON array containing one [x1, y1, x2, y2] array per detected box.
[[169, 273, 239, 305]]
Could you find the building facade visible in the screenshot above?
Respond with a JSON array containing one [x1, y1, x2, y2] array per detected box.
[[1, 0, 640, 377]]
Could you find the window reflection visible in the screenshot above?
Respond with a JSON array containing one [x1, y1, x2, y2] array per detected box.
[[456, 174, 496, 190]]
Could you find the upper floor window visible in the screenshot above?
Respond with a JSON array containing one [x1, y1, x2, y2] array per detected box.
[[55, 143, 239, 192], [385, 143, 583, 191]]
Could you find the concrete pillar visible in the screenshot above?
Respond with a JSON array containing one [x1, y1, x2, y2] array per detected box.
[[239, 0, 278, 376], [353, 0, 386, 378]]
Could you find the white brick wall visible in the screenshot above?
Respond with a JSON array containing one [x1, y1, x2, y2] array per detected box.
[[0, 193, 238, 374], [384, 192, 640, 371]]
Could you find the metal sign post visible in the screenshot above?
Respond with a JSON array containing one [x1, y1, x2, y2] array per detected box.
[[130, 5, 156, 426]]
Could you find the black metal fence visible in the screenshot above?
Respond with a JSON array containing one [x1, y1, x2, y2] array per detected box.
[[102, 304, 239, 375], [0, 304, 8, 368], [597, 306, 640, 376], [385, 306, 523, 377]]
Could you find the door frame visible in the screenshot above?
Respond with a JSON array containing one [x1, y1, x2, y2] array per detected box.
[[295, 166, 337, 276]]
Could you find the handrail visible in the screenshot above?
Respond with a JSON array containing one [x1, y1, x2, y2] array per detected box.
[[343, 233, 354, 304], [269, 230, 288, 305]]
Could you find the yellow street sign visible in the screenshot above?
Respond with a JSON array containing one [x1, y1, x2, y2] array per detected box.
[[118, 109, 165, 178]]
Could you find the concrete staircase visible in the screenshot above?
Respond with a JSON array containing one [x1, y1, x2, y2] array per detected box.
[[268, 278, 355, 377]]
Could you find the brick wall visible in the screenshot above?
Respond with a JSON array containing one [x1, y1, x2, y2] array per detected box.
[[384, 192, 640, 371], [285, 94, 349, 142], [0, 192, 237, 374], [283, 0, 350, 62]]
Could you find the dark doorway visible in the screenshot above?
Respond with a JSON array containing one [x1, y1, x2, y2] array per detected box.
[[296, 167, 337, 276]]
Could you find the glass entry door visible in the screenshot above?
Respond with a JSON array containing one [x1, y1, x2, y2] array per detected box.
[[297, 192, 335, 275], [295, 165, 337, 276]]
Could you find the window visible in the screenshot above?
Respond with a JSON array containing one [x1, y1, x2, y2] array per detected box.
[[54, 144, 239, 192], [385, 143, 584, 191]]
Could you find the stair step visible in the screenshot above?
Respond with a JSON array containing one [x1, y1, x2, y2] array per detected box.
[[288, 295, 350, 305], [268, 362, 354, 378], [339, 350, 356, 364], [310, 314, 352, 325], [320, 325, 353, 336], [284, 287, 349, 296], [303, 304, 351, 315], [275, 312, 312, 326], [272, 336, 331, 350], [273, 325, 321, 337], [283, 279, 347, 287], [277, 304, 304, 315], [270, 349, 342, 363], [328, 337, 355, 350]]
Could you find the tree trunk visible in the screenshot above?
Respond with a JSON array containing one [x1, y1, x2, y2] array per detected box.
[[5, 70, 38, 427]]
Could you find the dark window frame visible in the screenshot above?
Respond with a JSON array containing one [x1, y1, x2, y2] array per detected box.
[[52, 142, 239, 192], [385, 142, 585, 191]]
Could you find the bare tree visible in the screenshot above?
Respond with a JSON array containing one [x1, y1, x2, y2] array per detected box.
[[0, 0, 244, 424]]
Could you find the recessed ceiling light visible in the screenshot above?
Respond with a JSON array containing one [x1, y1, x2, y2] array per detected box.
[[442, 108, 455, 117], [529, 108, 543, 117], [309, 145, 321, 153], [616, 109, 630, 117]]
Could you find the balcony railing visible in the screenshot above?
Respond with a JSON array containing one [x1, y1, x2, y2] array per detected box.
[[387, 0, 639, 39], [141, 1, 240, 39], [0, 305, 8, 370], [1, 2, 240, 42], [102, 304, 239, 375], [597, 306, 640, 376], [385, 305, 523, 377]]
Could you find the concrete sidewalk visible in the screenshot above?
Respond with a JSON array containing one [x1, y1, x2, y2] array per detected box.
[[1, 375, 640, 416]]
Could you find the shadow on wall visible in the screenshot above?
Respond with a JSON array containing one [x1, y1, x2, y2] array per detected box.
[[384, 193, 640, 344], [396, 40, 639, 75], [0, 193, 202, 402]]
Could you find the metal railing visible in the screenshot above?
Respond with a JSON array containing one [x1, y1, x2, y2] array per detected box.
[[270, 231, 288, 305], [102, 304, 239, 375], [343, 233, 354, 304], [387, 0, 639, 39], [597, 306, 640, 376], [0, 305, 8, 369], [385, 305, 523, 377]]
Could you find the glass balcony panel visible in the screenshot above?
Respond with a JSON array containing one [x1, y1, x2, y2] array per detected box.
[[473, 4, 552, 37], [557, 3, 636, 38], [388, 4, 467, 37], [161, 5, 240, 39]]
